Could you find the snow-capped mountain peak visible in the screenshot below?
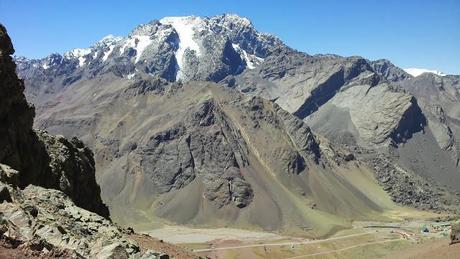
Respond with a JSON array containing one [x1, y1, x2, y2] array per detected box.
[[64, 48, 91, 67], [64, 48, 91, 58], [159, 16, 203, 80], [215, 13, 252, 29], [15, 14, 283, 83], [404, 68, 446, 77], [96, 34, 123, 46]]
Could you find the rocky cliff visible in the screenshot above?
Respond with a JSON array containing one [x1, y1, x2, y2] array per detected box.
[[0, 24, 108, 217]]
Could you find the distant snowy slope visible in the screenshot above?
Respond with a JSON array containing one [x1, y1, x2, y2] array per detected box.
[[404, 67, 446, 77]]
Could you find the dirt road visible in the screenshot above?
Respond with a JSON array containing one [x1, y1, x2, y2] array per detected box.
[[193, 232, 375, 252], [285, 239, 402, 258]]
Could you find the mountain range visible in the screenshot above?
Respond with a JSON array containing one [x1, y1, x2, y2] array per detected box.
[[1, 24, 196, 258], [12, 14, 460, 237]]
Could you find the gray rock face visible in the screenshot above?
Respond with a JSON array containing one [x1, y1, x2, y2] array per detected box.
[[305, 82, 426, 148], [390, 74, 460, 192], [231, 51, 378, 118], [230, 46, 427, 150], [368, 155, 458, 212], [369, 59, 412, 82], [0, 24, 37, 176], [400, 74, 460, 164], [0, 24, 108, 217], [136, 98, 254, 208], [34, 131, 109, 216]]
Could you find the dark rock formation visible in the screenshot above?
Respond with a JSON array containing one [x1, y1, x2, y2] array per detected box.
[[0, 25, 37, 178], [137, 98, 254, 208], [451, 221, 460, 245], [0, 24, 108, 217], [34, 131, 109, 216], [368, 155, 459, 212]]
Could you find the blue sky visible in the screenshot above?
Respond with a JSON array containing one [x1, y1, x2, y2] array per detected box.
[[1, 0, 459, 74]]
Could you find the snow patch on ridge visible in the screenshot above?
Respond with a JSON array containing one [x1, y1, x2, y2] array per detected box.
[[78, 57, 86, 67], [97, 34, 123, 46], [232, 43, 264, 70], [160, 16, 203, 81], [64, 48, 91, 58], [103, 45, 115, 62], [134, 35, 152, 63], [119, 35, 153, 63], [64, 48, 91, 67], [404, 68, 446, 77]]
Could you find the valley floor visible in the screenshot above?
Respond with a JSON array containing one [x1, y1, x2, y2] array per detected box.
[[381, 238, 460, 259], [144, 220, 455, 259]]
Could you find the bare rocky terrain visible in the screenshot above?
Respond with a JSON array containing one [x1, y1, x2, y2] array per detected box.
[[7, 12, 460, 255], [30, 75, 404, 237]]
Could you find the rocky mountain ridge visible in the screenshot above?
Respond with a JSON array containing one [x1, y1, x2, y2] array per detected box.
[[15, 14, 281, 103]]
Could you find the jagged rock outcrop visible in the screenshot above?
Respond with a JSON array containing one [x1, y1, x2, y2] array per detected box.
[[34, 131, 109, 215], [0, 24, 108, 217], [0, 25, 38, 180], [369, 59, 412, 82], [0, 178, 178, 258], [368, 155, 459, 211], [452, 221, 460, 245]]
